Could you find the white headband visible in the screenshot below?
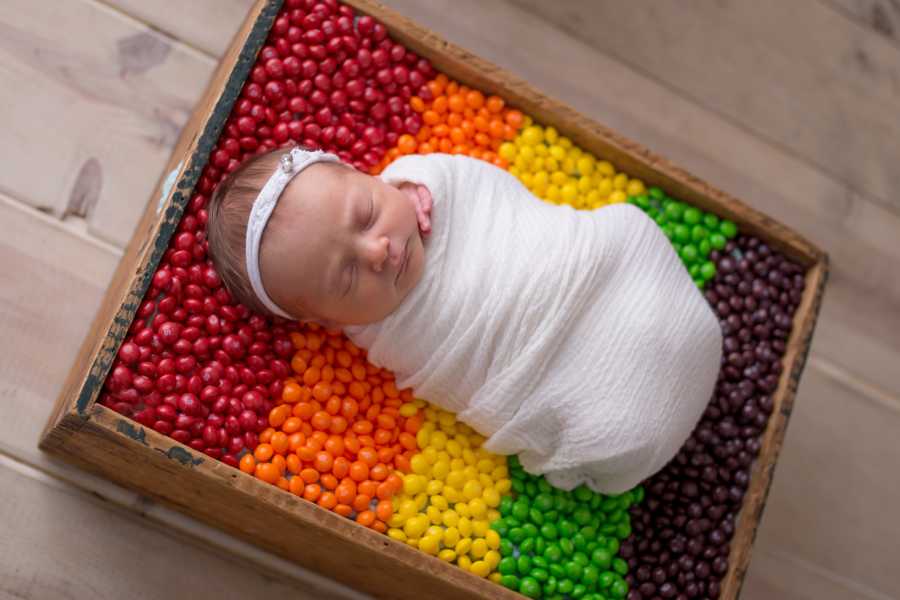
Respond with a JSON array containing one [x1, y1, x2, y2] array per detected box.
[[245, 146, 341, 319]]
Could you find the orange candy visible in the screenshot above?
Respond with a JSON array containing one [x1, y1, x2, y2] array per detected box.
[[244, 325, 424, 531], [373, 78, 524, 173]]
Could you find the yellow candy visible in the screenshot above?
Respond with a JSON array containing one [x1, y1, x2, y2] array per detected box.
[[454, 502, 470, 518], [403, 474, 425, 496], [443, 526, 461, 547], [443, 486, 461, 503], [521, 126, 543, 145], [399, 402, 418, 417], [485, 550, 501, 569], [476, 459, 494, 474], [483, 487, 501, 508], [463, 466, 479, 481], [438, 549, 457, 562], [415, 429, 430, 448], [626, 179, 646, 196], [388, 528, 407, 542], [458, 555, 472, 571], [470, 560, 491, 578], [430, 494, 449, 511], [489, 573, 503, 585], [414, 492, 428, 511], [468, 498, 488, 519], [544, 126, 559, 144], [430, 430, 448, 450], [418, 535, 440, 555], [431, 460, 450, 481], [610, 190, 628, 203], [471, 520, 489, 537], [495, 479, 512, 494], [462, 449, 477, 466], [487, 509, 501, 522], [426, 525, 444, 539], [413, 398, 427, 408], [422, 447, 438, 464], [404, 515, 428, 538], [426, 505, 443, 525], [499, 142, 517, 161], [445, 439, 463, 458], [455, 537, 472, 555], [485, 530, 501, 550], [470, 538, 488, 559], [463, 480, 483, 501], [425, 480, 444, 496], [406, 538, 419, 548], [442, 510, 460, 528], [458, 517, 473, 538]]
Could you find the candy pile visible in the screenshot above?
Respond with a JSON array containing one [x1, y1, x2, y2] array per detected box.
[[500, 124, 646, 210], [620, 236, 805, 600], [386, 407, 508, 576], [375, 73, 525, 172], [97, 1, 808, 598], [628, 189, 739, 288], [492, 456, 640, 599]]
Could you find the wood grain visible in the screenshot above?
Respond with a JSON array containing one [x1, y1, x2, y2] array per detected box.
[[0, 456, 352, 600], [0, 0, 213, 248], [511, 0, 900, 214], [823, 0, 900, 47], [102, 0, 255, 57]]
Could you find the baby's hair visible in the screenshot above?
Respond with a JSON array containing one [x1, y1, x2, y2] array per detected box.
[[206, 145, 351, 321], [207, 146, 284, 317]]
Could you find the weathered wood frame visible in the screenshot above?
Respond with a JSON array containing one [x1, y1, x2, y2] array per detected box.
[[40, 1, 828, 598]]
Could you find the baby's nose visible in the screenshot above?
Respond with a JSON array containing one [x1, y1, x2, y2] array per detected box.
[[362, 235, 390, 272]]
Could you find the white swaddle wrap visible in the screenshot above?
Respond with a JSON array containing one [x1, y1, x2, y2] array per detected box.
[[345, 154, 722, 493]]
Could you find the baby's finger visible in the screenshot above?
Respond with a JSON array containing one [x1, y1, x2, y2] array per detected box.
[[417, 186, 433, 214]]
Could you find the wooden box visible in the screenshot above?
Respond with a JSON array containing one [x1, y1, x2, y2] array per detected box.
[[41, 1, 828, 598]]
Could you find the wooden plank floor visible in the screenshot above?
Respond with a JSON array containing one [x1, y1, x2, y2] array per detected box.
[[2, 0, 898, 598]]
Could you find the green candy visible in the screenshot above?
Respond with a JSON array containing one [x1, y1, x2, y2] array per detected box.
[[598, 571, 615, 588], [573, 507, 592, 526], [538, 478, 553, 494], [574, 486, 593, 502], [558, 578, 575, 595], [665, 202, 685, 221], [560, 538, 575, 556], [499, 496, 514, 515], [540, 523, 559, 540], [549, 563, 566, 580], [534, 493, 554, 512], [615, 522, 632, 539], [684, 207, 702, 225], [582, 564, 600, 586], [589, 494, 602, 510], [573, 551, 590, 567], [699, 239, 711, 258], [500, 574, 520, 590], [531, 568, 549, 583], [505, 517, 521, 528], [529, 508, 544, 526], [520, 537, 535, 555], [673, 224, 690, 243], [572, 584, 588, 598], [634, 194, 650, 209], [544, 544, 562, 563], [591, 548, 612, 569], [710, 232, 727, 250], [522, 523, 539, 539], [580, 525, 597, 539], [512, 501, 530, 522], [512, 479, 525, 494], [600, 523, 617, 536], [610, 578, 628, 598], [565, 561, 584, 580], [544, 510, 559, 523], [498, 556, 517, 575], [534, 537, 547, 557], [508, 527, 526, 544], [544, 575, 558, 595], [606, 538, 620, 555], [572, 533, 587, 551], [612, 557, 628, 576], [680, 244, 699, 264], [704, 213, 720, 229], [519, 576, 542, 599], [689, 264, 701, 279], [648, 187, 665, 200], [517, 555, 533, 575], [691, 224, 707, 242], [525, 481, 538, 497], [720, 219, 738, 238], [701, 261, 717, 280], [559, 519, 577, 538], [499, 538, 514, 557]]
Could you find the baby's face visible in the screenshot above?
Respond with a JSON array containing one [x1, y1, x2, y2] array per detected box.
[[260, 164, 426, 327]]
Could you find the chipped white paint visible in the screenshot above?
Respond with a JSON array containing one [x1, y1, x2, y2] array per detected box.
[[157, 160, 183, 215]]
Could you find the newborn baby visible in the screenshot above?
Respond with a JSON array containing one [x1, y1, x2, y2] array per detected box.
[[207, 146, 722, 493]]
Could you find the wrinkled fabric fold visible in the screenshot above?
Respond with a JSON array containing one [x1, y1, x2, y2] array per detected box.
[[345, 154, 722, 493]]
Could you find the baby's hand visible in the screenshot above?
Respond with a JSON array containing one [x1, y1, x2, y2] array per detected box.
[[399, 183, 433, 236]]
